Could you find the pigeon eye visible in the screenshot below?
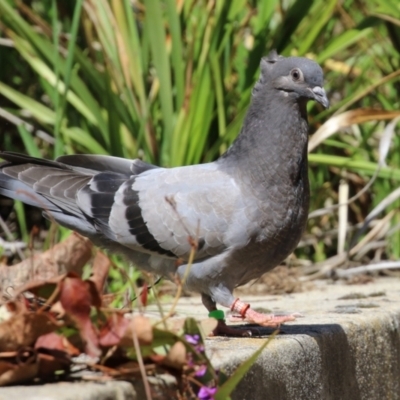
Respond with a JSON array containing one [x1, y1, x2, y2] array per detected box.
[[291, 69, 302, 81]]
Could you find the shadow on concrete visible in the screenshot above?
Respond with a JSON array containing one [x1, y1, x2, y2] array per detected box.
[[228, 323, 362, 400]]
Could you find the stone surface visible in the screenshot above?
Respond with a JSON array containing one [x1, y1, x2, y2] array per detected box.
[[205, 278, 400, 400], [1, 278, 400, 399], [166, 277, 400, 400], [0, 381, 136, 400]]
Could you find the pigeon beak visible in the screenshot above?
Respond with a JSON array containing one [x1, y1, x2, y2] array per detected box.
[[311, 86, 329, 108]]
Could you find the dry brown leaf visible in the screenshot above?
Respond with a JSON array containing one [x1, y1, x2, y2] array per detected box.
[[89, 251, 111, 294], [99, 313, 130, 347], [2, 300, 26, 315], [0, 233, 93, 294], [0, 311, 58, 352], [14, 274, 65, 300], [34, 334, 74, 380], [119, 316, 153, 347], [35, 332, 80, 356], [0, 360, 38, 386], [199, 318, 218, 337], [308, 109, 400, 152], [163, 341, 186, 370], [59, 274, 101, 357]]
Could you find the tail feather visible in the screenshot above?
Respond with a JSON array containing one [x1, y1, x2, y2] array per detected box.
[[0, 173, 58, 210], [0, 151, 162, 263]]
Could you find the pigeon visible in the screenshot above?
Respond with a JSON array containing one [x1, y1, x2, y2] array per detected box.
[[0, 51, 328, 336]]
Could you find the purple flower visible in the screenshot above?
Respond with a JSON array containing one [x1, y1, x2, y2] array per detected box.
[[195, 344, 205, 353], [184, 334, 200, 345], [187, 352, 194, 367], [194, 364, 207, 377], [198, 386, 217, 400]]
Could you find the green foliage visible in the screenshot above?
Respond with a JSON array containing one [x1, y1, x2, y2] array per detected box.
[[0, 0, 400, 289]]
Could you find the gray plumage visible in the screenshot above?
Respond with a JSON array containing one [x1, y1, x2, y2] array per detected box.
[[0, 52, 328, 332]]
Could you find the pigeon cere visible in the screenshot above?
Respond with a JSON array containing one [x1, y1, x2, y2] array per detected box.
[[0, 52, 329, 336]]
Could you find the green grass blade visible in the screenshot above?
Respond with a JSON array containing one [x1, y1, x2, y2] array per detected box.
[[309, 154, 400, 180], [51, 0, 61, 156], [17, 125, 42, 157], [165, 0, 185, 110], [215, 333, 277, 400], [297, 0, 337, 55], [274, 0, 315, 53], [53, 0, 84, 157], [317, 28, 373, 63], [0, 81, 55, 124], [144, 0, 174, 165]]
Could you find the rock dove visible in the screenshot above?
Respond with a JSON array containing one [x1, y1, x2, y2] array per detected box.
[[0, 51, 328, 336]]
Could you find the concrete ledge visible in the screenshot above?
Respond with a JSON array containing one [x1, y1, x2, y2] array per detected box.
[[206, 279, 400, 400], [0, 381, 136, 400], [1, 278, 399, 399]]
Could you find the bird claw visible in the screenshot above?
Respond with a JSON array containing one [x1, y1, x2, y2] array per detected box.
[[230, 298, 300, 327], [210, 319, 258, 337]]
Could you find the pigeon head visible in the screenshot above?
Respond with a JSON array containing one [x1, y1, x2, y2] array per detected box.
[[255, 50, 329, 108]]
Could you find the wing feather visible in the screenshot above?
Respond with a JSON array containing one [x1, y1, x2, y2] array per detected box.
[[130, 163, 253, 260]]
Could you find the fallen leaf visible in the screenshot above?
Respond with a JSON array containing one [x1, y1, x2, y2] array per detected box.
[[0, 359, 38, 386], [99, 313, 130, 347], [14, 274, 64, 301], [59, 274, 101, 357], [199, 318, 218, 337], [308, 109, 400, 152], [163, 341, 186, 370], [89, 251, 111, 294], [119, 316, 153, 347], [0, 311, 58, 352], [35, 332, 80, 356], [0, 233, 92, 292]]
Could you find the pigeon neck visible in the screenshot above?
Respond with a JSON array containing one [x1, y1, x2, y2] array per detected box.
[[220, 93, 310, 185]]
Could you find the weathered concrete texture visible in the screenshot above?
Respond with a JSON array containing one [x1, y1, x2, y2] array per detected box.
[[204, 279, 400, 400], [0, 381, 136, 400], [1, 278, 400, 399]]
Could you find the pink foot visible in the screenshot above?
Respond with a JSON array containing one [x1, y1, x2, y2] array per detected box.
[[230, 298, 299, 327]]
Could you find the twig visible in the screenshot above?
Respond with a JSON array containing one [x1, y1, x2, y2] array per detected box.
[[348, 210, 393, 257], [352, 240, 387, 261], [153, 196, 199, 326], [131, 318, 153, 400], [155, 244, 197, 326], [308, 165, 381, 220], [300, 253, 348, 281], [146, 275, 168, 331], [0, 237, 26, 250], [335, 261, 400, 278], [0, 107, 55, 144], [337, 179, 349, 254], [349, 186, 400, 250]]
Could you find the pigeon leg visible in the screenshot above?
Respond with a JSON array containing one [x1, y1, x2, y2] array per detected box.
[[230, 298, 297, 326], [201, 294, 258, 337]]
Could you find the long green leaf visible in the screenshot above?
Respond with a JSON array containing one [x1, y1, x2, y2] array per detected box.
[[215, 333, 277, 400], [53, 0, 84, 157], [144, 0, 174, 165], [309, 154, 400, 180], [0, 82, 55, 124]]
